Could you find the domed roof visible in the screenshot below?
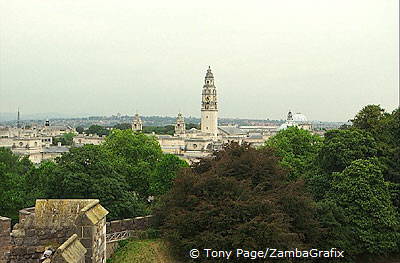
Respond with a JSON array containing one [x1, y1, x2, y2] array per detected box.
[[292, 113, 308, 122], [279, 111, 309, 130]]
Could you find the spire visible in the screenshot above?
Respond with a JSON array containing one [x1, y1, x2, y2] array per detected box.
[[17, 108, 20, 128], [205, 66, 214, 79]]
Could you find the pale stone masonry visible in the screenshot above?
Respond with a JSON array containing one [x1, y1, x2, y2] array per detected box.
[[49, 234, 86, 263], [0, 217, 11, 263], [2, 199, 108, 263]]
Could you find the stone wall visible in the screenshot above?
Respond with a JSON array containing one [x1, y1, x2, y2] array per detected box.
[[75, 201, 108, 263], [0, 217, 11, 263], [51, 234, 86, 263], [5, 199, 108, 263], [105, 215, 153, 259], [105, 215, 153, 234]]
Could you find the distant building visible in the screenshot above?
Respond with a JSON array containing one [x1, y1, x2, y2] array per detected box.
[[0, 119, 75, 163], [73, 134, 106, 146], [279, 110, 312, 131], [157, 67, 270, 162], [131, 113, 143, 131], [174, 113, 186, 135]]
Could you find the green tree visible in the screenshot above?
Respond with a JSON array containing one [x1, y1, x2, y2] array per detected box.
[[149, 154, 188, 196], [0, 148, 34, 221], [264, 127, 322, 180], [46, 145, 147, 220], [103, 129, 185, 199], [86, 124, 110, 136], [76, 126, 84, 134], [113, 123, 132, 130], [319, 159, 400, 259], [351, 104, 387, 135], [104, 129, 162, 164], [318, 129, 378, 174], [52, 132, 75, 146], [156, 144, 320, 262]]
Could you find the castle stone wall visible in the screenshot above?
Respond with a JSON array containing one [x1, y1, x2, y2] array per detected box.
[[51, 234, 86, 263], [5, 199, 108, 263], [106, 215, 153, 234], [0, 217, 11, 263]]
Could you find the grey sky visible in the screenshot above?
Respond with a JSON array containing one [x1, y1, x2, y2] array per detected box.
[[0, 0, 398, 121]]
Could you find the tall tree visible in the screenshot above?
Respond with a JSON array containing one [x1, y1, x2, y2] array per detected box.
[[46, 145, 147, 220], [318, 129, 378, 174], [319, 159, 400, 259], [264, 127, 322, 180], [156, 144, 320, 262], [0, 148, 34, 221]]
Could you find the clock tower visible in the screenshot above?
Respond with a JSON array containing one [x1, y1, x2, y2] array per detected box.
[[201, 66, 218, 136]]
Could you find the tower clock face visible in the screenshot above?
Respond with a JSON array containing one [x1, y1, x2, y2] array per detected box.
[[206, 96, 210, 101]]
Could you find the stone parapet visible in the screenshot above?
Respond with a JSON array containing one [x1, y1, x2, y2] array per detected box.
[[106, 215, 153, 234], [51, 234, 86, 263], [0, 217, 11, 263], [7, 199, 109, 263]]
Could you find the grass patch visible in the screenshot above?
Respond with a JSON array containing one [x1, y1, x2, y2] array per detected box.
[[107, 239, 179, 263]]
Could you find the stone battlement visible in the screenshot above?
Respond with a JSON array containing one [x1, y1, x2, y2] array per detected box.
[[2, 199, 108, 263], [0, 200, 153, 263]]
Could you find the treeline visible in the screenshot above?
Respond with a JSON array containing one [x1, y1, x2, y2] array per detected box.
[[156, 105, 400, 262], [75, 123, 200, 137], [0, 130, 187, 221]]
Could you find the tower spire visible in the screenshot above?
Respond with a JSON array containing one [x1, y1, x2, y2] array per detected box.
[[17, 108, 20, 128]]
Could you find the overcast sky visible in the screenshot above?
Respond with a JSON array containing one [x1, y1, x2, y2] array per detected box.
[[0, 0, 398, 121]]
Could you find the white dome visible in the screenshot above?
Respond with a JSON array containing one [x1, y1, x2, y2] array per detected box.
[[292, 113, 308, 122]]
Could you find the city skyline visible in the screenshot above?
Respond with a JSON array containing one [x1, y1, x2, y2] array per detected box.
[[0, 0, 398, 122]]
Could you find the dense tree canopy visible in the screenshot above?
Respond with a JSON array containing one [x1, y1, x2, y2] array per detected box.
[[156, 144, 320, 262], [0, 148, 33, 221], [318, 160, 400, 258], [318, 129, 378, 174], [0, 129, 186, 221], [85, 124, 110, 136], [264, 127, 322, 179], [112, 123, 132, 130]]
